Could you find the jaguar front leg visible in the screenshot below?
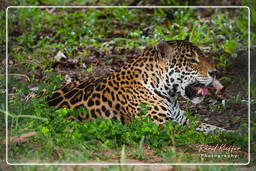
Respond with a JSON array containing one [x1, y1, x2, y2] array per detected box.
[[195, 122, 234, 133], [178, 117, 234, 134], [145, 98, 233, 133], [165, 103, 233, 133]]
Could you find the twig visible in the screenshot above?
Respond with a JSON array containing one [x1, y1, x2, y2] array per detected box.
[[13, 60, 42, 68], [2, 131, 37, 144], [8, 74, 30, 81], [0, 109, 48, 121]]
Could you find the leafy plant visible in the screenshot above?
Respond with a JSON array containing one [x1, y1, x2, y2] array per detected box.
[[224, 40, 237, 54]]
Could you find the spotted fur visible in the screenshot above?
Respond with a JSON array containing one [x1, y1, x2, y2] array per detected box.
[[46, 40, 229, 133]]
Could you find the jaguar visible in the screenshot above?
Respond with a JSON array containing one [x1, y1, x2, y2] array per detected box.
[[46, 40, 230, 133]]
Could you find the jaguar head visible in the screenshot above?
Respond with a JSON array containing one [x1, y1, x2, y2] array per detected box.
[[155, 40, 216, 104]]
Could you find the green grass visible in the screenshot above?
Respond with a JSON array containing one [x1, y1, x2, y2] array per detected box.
[[0, 4, 252, 167], [5, 75, 248, 163]]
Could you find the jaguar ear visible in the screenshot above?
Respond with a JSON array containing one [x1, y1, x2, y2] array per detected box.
[[155, 40, 175, 60]]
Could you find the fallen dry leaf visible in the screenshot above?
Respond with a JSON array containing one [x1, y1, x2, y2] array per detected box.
[[64, 74, 72, 84], [212, 79, 224, 94], [54, 51, 67, 61], [108, 29, 126, 37], [92, 58, 100, 66]]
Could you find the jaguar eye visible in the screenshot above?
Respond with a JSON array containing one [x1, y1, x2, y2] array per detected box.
[[188, 58, 198, 64]]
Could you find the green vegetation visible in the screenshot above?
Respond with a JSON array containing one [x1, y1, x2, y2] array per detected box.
[[0, 2, 253, 169]]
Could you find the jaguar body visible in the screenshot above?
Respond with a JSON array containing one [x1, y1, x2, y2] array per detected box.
[[47, 40, 227, 133]]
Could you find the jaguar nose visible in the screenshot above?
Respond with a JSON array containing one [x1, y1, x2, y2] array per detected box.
[[208, 69, 217, 77]]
